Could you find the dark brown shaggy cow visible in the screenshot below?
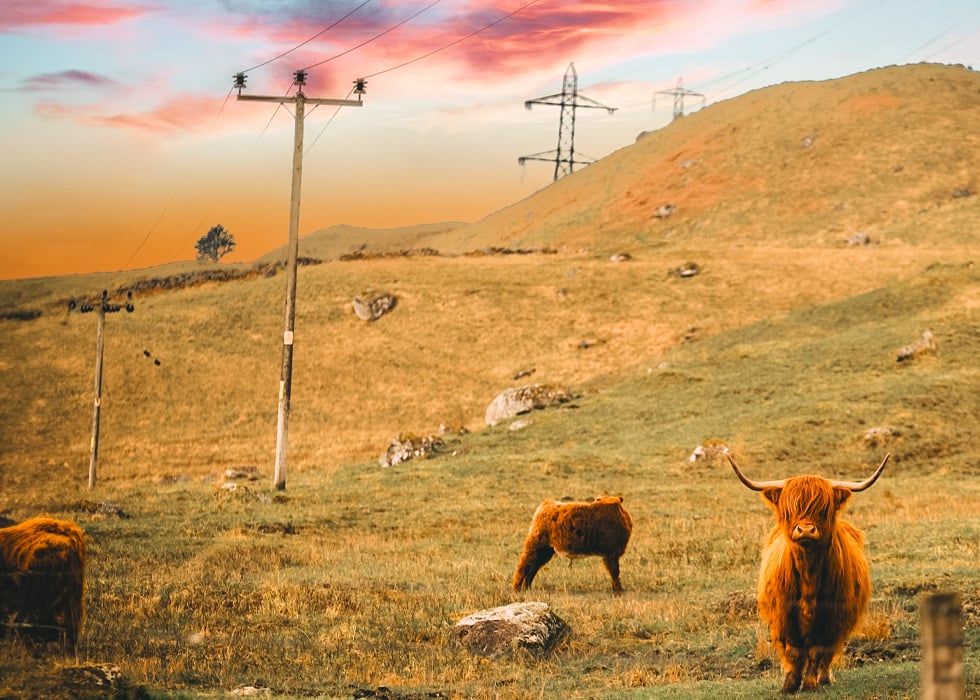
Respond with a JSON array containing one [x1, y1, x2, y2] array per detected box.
[[730, 454, 888, 693], [513, 496, 632, 596], [0, 517, 86, 652]]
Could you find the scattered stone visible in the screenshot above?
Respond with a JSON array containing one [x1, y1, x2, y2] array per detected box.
[[863, 426, 898, 448], [380, 433, 443, 468], [610, 252, 632, 263], [689, 441, 730, 463], [484, 384, 573, 426], [231, 687, 273, 696], [247, 521, 299, 535], [352, 687, 448, 699], [672, 262, 700, 278], [896, 330, 936, 362], [454, 602, 569, 659], [224, 466, 260, 481], [847, 232, 871, 246], [61, 663, 141, 698], [214, 483, 258, 504], [352, 293, 397, 322], [654, 204, 677, 219], [63, 500, 130, 519], [952, 188, 972, 198], [513, 367, 536, 380], [800, 135, 815, 149], [509, 419, 531, 431]]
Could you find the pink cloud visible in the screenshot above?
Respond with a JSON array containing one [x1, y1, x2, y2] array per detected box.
[[20, 69, 119, 91], [0, 0, 146, 30], [336, 0, 682, 79], [36, 93, 229, 134]]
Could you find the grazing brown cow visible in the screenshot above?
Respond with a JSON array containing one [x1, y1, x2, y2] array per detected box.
[[513, 496, 632, 596], [730, 454, 888, 693], [0, 517, 86, 653]]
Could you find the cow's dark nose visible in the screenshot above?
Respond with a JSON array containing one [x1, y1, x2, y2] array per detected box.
[[792, 523, 819, 540]]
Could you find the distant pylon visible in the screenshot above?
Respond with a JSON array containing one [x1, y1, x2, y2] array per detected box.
[[519, 63, 616, 181], [654, 77, 705, 120]]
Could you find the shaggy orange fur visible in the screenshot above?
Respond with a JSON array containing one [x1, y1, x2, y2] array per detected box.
[[0, 517, 86, 652], [513, 496, 632, 595], [756, 477, 871, 693]]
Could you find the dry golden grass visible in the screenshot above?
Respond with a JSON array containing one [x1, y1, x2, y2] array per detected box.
[[0, 63, 978, 699]]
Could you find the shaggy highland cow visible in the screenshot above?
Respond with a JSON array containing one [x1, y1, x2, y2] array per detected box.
[[0, 517, 86, 652], [730, 454, 888, 693], [513, 496, 632, 596]]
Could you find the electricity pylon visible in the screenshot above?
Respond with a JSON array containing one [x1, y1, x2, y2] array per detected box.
[[654, 77, 704, 120], [234, 70, 364, 490], [519, 63, 616, 181]]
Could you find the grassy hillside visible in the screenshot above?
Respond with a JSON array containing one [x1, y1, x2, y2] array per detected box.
[[0, 63, 978, 698], [288, 63, 980, 258]]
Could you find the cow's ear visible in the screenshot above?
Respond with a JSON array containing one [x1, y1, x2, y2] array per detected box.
[[833, 488, 853, 509], [761, 487, 781, 507]]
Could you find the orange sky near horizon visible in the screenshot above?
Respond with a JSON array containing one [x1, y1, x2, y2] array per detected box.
[[2, 0, 979, 280]]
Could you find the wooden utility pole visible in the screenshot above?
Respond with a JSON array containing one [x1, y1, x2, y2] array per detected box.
[[921, 592, 964, 700], [88, 291, 107, 489], [74, 290, 135, 488], [235, 70, 364, 490]]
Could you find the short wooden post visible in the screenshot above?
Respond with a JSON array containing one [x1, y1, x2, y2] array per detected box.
[[921, 591, 963, 700]]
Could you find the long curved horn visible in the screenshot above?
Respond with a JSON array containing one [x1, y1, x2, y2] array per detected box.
[[728, 455, 786, 491], [829, 453, 890, 492]]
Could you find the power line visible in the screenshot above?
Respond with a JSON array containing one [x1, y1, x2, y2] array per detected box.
[[362, 0, 542, 79], [302, 0, 443, 72], [174, 81, 295, 257], [701, 0, 885, 102], [133, 0, 374, 266], [240, 0, 373, 74], [305, 87, 357, 157], [904, 8, 980, 62], [298, 0, 542, 157], [124, 189, 178, 267], [922, 25, 980, 61]]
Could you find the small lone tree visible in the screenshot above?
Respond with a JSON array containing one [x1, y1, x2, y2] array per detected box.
[[195, 224, 236, 263]]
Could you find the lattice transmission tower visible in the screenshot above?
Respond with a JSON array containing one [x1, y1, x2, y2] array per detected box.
[[519, 63, 616, 181], [654, 77, 705, 120]]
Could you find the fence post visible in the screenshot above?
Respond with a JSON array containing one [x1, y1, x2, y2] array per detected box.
[[921, 591, 963, 700]]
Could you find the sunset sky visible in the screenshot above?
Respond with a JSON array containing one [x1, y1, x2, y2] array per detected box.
[[2, 0, 978, 280]]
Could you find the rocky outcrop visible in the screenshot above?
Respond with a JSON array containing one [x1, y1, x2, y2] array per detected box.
[[454, 602, 568, 659], [484, 384, 572, 426]]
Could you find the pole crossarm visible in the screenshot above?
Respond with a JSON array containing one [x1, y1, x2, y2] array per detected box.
[[518, 150, 596, 168], [237, 94, 364, 108], [525, 94, 616, 114]]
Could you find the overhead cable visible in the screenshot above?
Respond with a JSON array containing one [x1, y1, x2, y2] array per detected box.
[[302, 0, 443, 71], [240, 0, 373, 74], [362, 0, 542, 79]]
